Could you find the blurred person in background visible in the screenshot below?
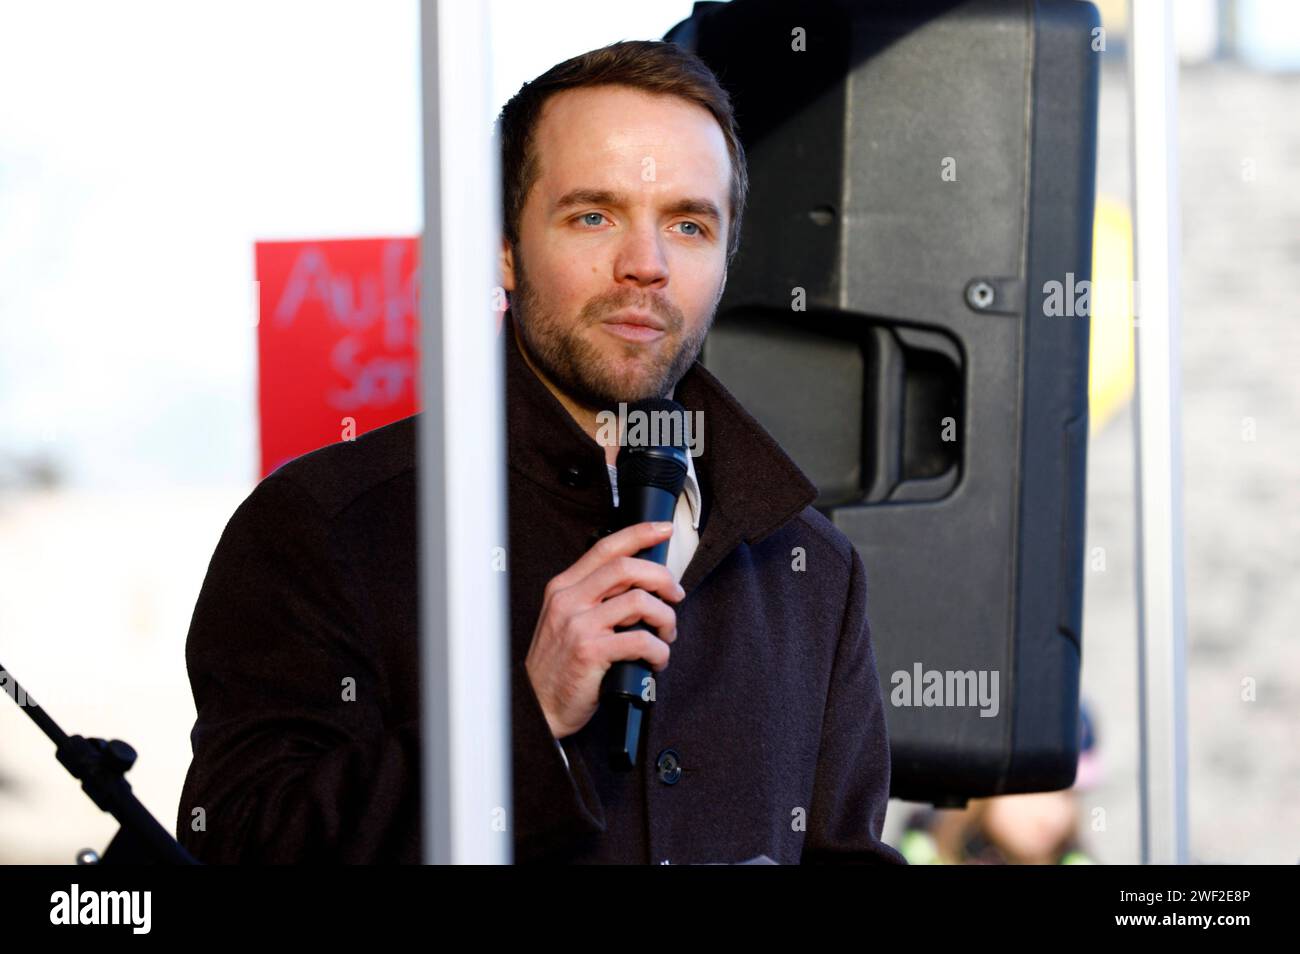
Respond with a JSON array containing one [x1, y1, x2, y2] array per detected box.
[[899, 703, 1100, 864]]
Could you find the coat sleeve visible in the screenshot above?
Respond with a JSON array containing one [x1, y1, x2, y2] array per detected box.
[[800, 544, 907, 864], [175, 473, 423, 863], [176, 471, 606, 863], [510, 656, 607, 862]]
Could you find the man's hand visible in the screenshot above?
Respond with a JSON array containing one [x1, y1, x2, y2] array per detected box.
[[525, 521, 685, 741]]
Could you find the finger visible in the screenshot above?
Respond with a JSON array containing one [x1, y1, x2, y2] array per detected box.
[[584, 589, 677, 641], [571, 554, 684, 609], [599, 630, 672, 673], [546, 521, 674, 597]]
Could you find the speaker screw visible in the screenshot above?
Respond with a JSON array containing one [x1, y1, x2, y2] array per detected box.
[[965, 280, 996, 310]]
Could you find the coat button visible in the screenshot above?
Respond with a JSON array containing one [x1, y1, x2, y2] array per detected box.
[[561, 464, 588, 488], [656, 747, 682, 785]]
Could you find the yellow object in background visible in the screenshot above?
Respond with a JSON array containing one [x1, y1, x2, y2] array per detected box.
[[1087, 195, 1136, 434]]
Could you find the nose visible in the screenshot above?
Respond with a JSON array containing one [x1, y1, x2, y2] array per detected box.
[[614, 222, 669, 289]]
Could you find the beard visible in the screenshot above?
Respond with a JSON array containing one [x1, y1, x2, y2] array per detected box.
[[508, 249, 718, 411]]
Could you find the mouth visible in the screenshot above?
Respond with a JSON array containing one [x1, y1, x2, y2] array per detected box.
[[601, 310, 667, 343]]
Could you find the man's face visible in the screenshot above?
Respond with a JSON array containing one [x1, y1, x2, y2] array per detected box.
[[501, 84, 731, 411]]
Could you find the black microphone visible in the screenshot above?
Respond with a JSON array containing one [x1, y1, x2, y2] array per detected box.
[[599, 397, 690, 770]]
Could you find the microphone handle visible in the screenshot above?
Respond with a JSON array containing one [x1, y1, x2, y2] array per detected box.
[[601, 483, 680, 770]]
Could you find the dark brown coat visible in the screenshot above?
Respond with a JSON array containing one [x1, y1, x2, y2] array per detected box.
[[176, 313, 903, 864]]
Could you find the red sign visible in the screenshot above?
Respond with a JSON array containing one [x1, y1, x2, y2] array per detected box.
[[255, 237, 420, 478]]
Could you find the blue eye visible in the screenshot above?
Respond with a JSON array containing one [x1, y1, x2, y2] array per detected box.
[[676, 221, 706, 237], [579, 212, 606, 227]]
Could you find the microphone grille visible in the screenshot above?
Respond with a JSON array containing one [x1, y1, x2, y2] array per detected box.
[[615, 398, 691, 494]]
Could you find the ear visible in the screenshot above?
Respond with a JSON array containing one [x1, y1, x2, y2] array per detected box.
[[499, 235, 517, 293], [713, 262, 729, 310]]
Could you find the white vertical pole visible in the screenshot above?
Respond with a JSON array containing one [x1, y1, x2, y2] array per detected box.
[[418, 0, 510, 864], [1127, 0, 1190, 865]]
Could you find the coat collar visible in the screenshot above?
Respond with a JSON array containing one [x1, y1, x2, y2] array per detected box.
[[503, 311, 818, 595]]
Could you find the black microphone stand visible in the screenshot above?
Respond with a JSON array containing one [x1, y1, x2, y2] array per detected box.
[[1, 660, 199, 864]]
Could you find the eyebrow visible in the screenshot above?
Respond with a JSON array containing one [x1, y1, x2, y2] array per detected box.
[[552, 188, 723, 225]]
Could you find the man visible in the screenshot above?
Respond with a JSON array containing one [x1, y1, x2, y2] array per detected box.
[[176, 39, 903, 864]]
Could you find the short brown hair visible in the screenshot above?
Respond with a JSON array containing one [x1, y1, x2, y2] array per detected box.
[[495, 39, 748, 265]]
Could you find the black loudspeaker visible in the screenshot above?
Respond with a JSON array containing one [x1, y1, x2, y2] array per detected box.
[[666, 0, 1098, 802]]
